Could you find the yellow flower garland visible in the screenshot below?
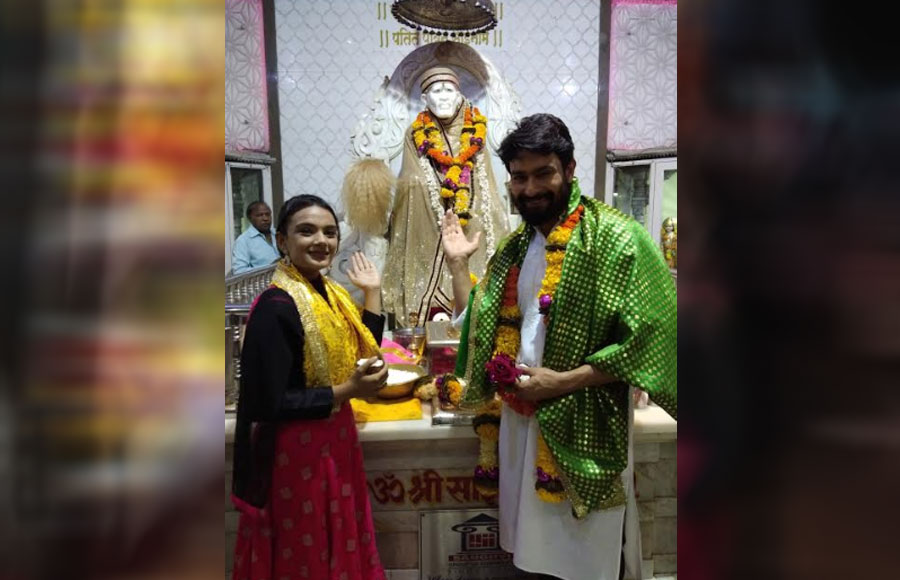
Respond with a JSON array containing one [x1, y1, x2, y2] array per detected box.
[[538, 205, 585, 317], [442, 375, 462, 407], [473, 398, 501, 500]]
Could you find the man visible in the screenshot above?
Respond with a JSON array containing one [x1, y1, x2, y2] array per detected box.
[[231, 201, 279, 274], [442, 114, 676, 580], [381, 65, 508, 327]]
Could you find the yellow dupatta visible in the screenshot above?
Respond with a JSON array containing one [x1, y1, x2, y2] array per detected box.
[[270, 261, 378, 388], [271, 261, 422, 422]]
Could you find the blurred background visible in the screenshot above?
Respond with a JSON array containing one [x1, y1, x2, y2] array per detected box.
[[0, 0, 224, 578], [678, 0, 900, 578], [0, 0, 898, 578]]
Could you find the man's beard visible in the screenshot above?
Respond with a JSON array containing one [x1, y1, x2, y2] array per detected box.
[[515, 181, 571, 227]]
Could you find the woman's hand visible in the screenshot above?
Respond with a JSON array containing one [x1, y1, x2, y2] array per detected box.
[[347, 251, 382, 315], [347, 251, 380, 291], [335, 355, 389, 402]]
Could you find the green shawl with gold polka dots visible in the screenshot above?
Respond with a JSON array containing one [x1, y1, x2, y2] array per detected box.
[[456, 179, 677, 518]]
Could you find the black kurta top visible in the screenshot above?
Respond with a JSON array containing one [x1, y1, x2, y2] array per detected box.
[[232, 283, 385, 508]]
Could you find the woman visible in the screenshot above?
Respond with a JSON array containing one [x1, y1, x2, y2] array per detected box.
[[231, 194, 389, 580]]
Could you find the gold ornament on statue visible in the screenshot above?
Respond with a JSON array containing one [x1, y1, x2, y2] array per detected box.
[[391, 0, 498, 37], [661, 217, 677, 270]]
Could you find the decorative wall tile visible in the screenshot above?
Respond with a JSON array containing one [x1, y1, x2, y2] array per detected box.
[[655, 458, 677, 497], [375, 531, 419, 569], [362, 437, 481, 471], [635, 441, 660, 463], [653, 516, 677, 554], [635, 462, 657, 500], [641, 519, 654, 559], [372, 510, 419, 533], [656, 497, 677, 517], [608, 0, 677, 150], [659, 440, 677, 458], [654, 553, 677, 574], [638, 500, 655, 522], [226, 0, 270, 152]]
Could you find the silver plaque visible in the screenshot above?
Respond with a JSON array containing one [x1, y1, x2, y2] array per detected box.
[[419, 509, 543, 579]]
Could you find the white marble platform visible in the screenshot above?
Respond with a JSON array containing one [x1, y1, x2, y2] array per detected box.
[[225, 403, 677, 578], [224, 401, 676, 445]]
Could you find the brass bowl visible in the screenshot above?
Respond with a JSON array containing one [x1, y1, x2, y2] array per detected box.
[[377, 363, 427, 399]]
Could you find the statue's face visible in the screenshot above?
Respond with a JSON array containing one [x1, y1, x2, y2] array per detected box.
[[422, 81, 463, 120]]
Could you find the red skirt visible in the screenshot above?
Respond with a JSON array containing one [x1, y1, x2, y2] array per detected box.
[[232, 403, 386, 580]]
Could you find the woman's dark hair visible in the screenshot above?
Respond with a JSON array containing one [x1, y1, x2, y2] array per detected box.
[[276, 194, 341, 244], [497, 113, 575, 170]]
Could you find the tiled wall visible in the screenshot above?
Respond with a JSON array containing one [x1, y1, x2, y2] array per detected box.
[[274, 0, 603, 216], [229, 0, 678, 201], [635, 440, 678, 577], [607, 0, 678, 151], [226, 0, 269, 152]]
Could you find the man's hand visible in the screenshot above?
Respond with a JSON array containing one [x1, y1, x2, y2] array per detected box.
[[514, 366, 568, 402], [442, 209, 480, 315], [515, 363, 617, 402], [441, 209, 481, 267]]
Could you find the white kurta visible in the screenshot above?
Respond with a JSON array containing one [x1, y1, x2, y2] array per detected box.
[[455, 232, 642, 580]]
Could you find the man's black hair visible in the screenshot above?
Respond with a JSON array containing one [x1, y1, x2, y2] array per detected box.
[[497, 113, 575, 170]]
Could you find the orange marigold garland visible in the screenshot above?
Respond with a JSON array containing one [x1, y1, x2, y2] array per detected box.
[[411, 106, 486, 227]]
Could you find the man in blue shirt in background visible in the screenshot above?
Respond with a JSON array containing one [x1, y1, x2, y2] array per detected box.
[[231, 201, 280, 273]]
